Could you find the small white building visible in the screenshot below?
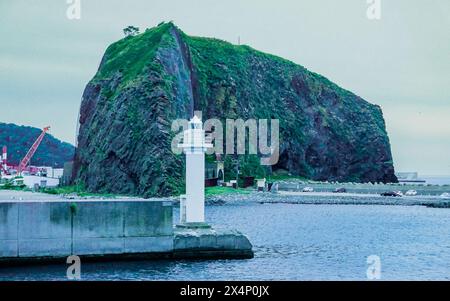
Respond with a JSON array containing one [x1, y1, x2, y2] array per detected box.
[[256, 178, 266, 191], [22, 175, 60, 189], [1, 175, 60, 189], [36, 167, 64, 178], [396, 172, 426, 184]]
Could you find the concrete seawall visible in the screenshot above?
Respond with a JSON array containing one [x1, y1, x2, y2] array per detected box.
[[0, 200, 173, 260], [0, 196, 253, 264]]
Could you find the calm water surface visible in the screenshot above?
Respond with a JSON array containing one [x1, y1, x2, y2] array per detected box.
[[423, 176, 450, 185], [1, 202, 450, 280]]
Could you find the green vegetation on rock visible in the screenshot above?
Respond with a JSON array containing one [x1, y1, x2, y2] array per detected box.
[[74, 21, 397, 198]]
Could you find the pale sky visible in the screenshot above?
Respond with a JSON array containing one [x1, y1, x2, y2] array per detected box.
[[0, 0, 449, 175]]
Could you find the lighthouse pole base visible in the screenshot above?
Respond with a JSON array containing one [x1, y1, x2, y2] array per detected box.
[[176, 222, 211, 229], [173, 227, 254, 259]]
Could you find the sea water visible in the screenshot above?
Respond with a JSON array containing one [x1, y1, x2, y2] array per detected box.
[[1, 201, 450, 280]]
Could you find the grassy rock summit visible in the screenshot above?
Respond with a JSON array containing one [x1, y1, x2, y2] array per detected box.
[[0, 122, 74, 168], [74, 22, 397, 197]]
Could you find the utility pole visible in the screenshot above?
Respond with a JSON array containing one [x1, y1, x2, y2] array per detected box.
[[234, 154, 240, 188]]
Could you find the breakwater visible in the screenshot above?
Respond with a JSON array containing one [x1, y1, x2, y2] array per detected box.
[[273, 181, 450, 196], [0, 195, 253, 265], [206, 191, 450, 208]]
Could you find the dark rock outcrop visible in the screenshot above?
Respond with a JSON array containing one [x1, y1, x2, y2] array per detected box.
[[74, 22, 397, 197]]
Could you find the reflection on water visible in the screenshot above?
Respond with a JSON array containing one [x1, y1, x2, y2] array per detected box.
[[1, 202, 450, 280]]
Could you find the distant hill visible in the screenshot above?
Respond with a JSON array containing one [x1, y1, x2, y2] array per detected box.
[[0, 123, 75, 168]]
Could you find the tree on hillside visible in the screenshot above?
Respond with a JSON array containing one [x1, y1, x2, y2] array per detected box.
[[123, 26, 140, 37]]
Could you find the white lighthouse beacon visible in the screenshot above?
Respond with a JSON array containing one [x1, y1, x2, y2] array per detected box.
[[178, 115, 212, 226]]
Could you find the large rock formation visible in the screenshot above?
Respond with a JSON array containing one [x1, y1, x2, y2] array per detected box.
[[74, 22, 397, 197]]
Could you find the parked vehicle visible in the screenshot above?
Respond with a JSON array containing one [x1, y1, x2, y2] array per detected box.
[[441, 192, 450, 199], [405, 190, 418, 196], [380, 191, 403, 197], [333, 187, 347, 193], [302, 187, 314, 192]]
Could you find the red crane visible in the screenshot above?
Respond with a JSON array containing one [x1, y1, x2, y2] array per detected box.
[[18, 126, 50, 173]]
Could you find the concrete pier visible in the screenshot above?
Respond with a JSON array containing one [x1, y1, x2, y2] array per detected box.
[[174, 228, 253, 259], [0, 192, 253, 265]]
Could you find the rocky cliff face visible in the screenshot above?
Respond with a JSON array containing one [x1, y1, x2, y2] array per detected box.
[[74, 22, 397, 197]]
